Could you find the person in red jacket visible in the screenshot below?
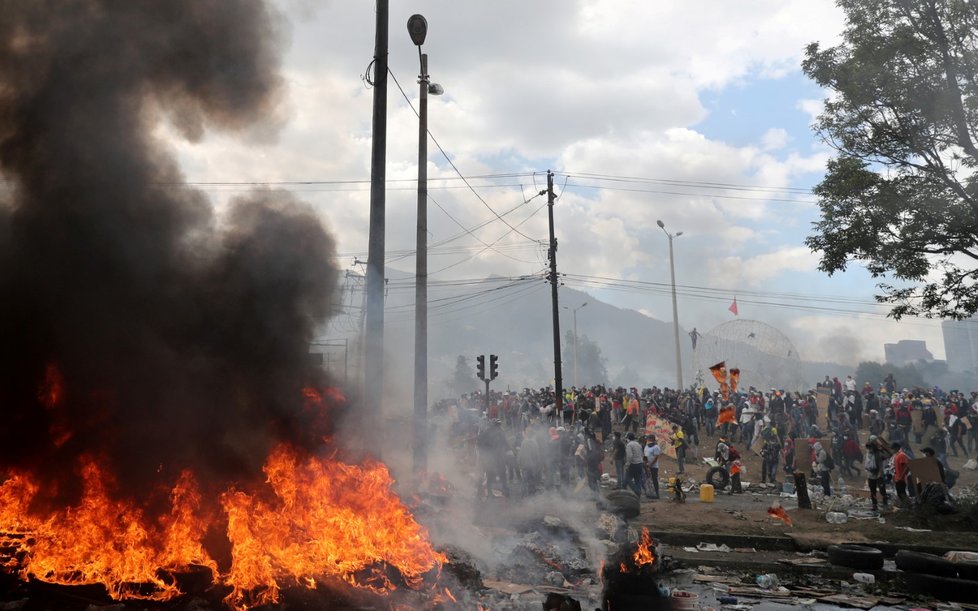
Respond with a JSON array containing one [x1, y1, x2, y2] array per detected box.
[[891, 442, 910, 505]]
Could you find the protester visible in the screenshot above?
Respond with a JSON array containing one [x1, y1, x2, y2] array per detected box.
[[864, 436, 891, 512], [813, 441, 832, 496], [643, 437, 661, 499], [622, 432, 645, 496], [761, 435, 780, 485], [891, 442, 910, 505], [670, 424, 686, 475]]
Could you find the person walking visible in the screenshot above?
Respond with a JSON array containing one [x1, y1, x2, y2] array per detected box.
[[670, 424, 687, 474], [864, 436, 891, 512], [622, 432, 645, 496], [891, 442, 910, 505], [813, 441, 832, 496], [643, 437, 661, 499], [761, 435, 780, 485]]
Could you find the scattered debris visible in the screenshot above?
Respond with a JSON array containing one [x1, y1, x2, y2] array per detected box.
[[895, 526, 932, 533], [767, 501, 793, 526], [695, 543, 731, 553]]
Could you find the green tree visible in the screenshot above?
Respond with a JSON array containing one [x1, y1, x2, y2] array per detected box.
[[803, 0, 978, 319], [854, 360, 927, 390], [563, 330, 609, 387]]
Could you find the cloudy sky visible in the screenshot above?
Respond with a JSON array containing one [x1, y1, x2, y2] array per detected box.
[[168, 0, 949, 366]]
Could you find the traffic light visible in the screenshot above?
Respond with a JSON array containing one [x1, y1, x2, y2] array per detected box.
[[476, 354, 485, 381], [489, 354, 498, 380]]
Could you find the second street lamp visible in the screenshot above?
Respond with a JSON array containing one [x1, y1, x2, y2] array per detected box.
[[657, 219, 684, 391], [409, 14, 443, 471], [563, 302, 587, 388]]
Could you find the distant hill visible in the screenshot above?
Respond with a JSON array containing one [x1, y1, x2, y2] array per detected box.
[[317, 270, 851, 406]]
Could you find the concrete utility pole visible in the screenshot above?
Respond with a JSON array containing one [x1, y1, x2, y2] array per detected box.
[[408, 14, 442, 472], [564, 302, 587, 388], [365, 0, 389, 440], [547, 171, 563, 415], [657, 219, 683, 390]]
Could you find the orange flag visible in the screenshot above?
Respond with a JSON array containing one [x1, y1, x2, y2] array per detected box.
[[729, 368, 740, 394], [709, 361, 727, 385]]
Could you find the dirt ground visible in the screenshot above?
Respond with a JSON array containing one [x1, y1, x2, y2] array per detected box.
[[609, 423, 978, 550]]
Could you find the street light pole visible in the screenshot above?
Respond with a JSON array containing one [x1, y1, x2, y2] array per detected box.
[[408, 15, 442, 472], [563, 302, 587, 388], [657, 220, 683, 390]]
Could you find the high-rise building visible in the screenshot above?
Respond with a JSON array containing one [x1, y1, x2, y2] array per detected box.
[[884, 340, 933, 366], [942, 317, 978, 373]]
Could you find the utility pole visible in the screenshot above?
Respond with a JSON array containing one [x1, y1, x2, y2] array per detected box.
[[365, 0, 389, 441], [547, 171, 563, 416], [657, 219, 684, 390], [408, 14, 435, 472]]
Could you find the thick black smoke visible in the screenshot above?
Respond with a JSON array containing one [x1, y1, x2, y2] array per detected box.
[[0, 1, 339, 504]]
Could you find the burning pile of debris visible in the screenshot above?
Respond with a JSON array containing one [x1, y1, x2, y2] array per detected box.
[[600, 528, 673, 610]]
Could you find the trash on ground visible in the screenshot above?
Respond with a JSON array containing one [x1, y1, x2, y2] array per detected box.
[[895, 526, 932, 532], [755, 573, 779, 589], [945, 550, 978, 563], [696, 542, 732, 552]]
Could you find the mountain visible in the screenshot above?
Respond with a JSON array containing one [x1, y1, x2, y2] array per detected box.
[[317, 270, 851, 407]]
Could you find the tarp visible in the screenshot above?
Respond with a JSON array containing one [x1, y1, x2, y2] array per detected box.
[[644, 414, 678, 459]]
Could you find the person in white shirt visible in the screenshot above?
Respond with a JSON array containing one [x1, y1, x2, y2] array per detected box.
[[643, 437, 661, 499], [622, 432, 645, 496]]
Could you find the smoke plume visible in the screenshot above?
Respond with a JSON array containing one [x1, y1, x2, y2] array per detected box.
[[0, 1, 339, 503]]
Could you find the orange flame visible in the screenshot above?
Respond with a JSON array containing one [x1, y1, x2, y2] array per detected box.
[[0, 445, 445, 609], [221, 445, 445, 609], [633, 527, 655, 568], [8, 459, 213, 601]]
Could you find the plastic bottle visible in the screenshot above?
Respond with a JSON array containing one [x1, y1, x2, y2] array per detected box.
[[825, 511, 848, 524], [853, 573, 875, 584], [755, 573, 779, 589], [837, 476, 847, 494]]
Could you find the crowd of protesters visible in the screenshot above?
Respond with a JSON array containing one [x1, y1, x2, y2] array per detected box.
[[439, 373, 970, 512]]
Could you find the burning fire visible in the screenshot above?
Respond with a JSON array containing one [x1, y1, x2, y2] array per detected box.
[[0, 382, 446, 609], [619, 527, 655, 573]]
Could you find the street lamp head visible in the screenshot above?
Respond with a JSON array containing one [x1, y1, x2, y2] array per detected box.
[[656, 219, 665, 229], [676, 231, 684, 237], [407, 14, 428, 46], [581, 302, 588, 308], [427, 83, 444, 95]]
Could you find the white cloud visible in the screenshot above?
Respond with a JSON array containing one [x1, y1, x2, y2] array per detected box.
[[707, 247, 821, 289], [761, 128, 790, 151]]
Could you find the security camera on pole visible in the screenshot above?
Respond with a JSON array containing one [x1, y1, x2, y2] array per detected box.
[[476, 354, 499, 413]]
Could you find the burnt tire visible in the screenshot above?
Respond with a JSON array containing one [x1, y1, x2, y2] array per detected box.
[[706, 466, 730, 489], [895, 550, 957, 577], [605, 490, 641, 519], [826, 544, 884, 571], [901, 572, 978, 604], [957, 561, 978, 581]]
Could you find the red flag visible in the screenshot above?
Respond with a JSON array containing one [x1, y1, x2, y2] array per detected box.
[[729, 368, 741, 393], [728, 297, 739, 316]]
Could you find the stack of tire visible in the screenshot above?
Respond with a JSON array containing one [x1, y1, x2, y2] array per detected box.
[[894, 550, 978, 604], [826, 544, 885, 572]]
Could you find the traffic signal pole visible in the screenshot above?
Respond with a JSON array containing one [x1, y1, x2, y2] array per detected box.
[[476, 353, 498, 415]]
